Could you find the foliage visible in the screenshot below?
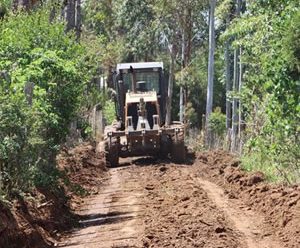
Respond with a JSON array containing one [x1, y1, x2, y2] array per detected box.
[[115, 0, 156, 61], [103, 100, 116, 125], [185, 102, 198, 127], [222, 0, 300, 182], [1, 0, 298, 191], [0, 8, 91, 197], [208, 107, 226, 137]]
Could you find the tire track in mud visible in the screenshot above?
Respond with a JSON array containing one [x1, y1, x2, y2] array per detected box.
[[198, 179, 283, 248], [140, 164, 244, 248], [59, 157, 286, 248], [59, 165, 144, 248], [139, 162, 284, 248]]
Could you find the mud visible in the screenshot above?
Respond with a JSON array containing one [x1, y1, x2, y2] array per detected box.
[[60, 153, 297, 248], [196, 150, 300, 248], [0, 188, 73, 248], [57, 143, 108, 209], [140, 164, 243, 248], [2, 147, 299, 248], [59, 164, 144, 248]]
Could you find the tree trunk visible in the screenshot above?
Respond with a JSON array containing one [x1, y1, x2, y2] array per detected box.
[[179, 31, 185, 123], [22, 0, 30, 9], [185, 6, 193, 67], [238, 47, 243, 150], [13, 0, 30, 10], [75, 0, 81, 40], [205, 0, 216, 146], [231, 48, 239, 152], [179, 87, 184, 122], [66, 0, 76, 32], [165, 45, 175, 126], [231, 0, 242, 152], [49, 1, 60, 23], [225, 17, 231, 130], [61, 0, 67, 21]]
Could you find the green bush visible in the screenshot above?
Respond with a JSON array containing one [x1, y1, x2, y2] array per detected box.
[[208, 107, 226, 137], [0, 9, 90, 198], [224, 1, 300, 183], [103, 100, 116, 125]]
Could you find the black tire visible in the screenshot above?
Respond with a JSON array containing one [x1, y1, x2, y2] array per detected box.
[[158, 135, 171, 159], [105, 137, 119, 167], [171, 132, 186, 163]]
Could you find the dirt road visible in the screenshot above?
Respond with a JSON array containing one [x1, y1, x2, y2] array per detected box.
[[58, 152, 300, 248], [59, 164, 144, 248]]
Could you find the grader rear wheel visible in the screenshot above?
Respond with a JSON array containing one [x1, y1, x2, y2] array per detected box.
[[170, 131, 186, 163], [158, 134, 171, 159]]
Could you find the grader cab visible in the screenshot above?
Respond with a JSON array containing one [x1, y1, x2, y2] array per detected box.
[[101, 62, 185, 166]]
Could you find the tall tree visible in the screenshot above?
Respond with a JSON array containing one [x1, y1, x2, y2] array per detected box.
[[115, 0, 155, 61], [225, 34, 231, 129], [231, 0, 242, 152], [154, 0, 207, 124], [238, 46, 243, 148], [205, 0, 216, 145], [165, 44, 176, 125], [223, 1, 235, 130]]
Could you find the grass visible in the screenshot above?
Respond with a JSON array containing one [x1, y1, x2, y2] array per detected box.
[[241, 154, 280, 182], [241, 151, 300, 184]]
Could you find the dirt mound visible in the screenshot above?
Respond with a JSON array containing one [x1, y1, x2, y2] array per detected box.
[[196, 150, 300, 248], [57, 143, 108, 196], [0, 188, 74, 248], [0, 143, 108, 248], [140, 165, 242, 248], [0, 203, 29, 248]]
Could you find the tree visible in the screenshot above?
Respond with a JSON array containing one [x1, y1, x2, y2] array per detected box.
[[218, 0, 235, 131], [165, 44, 176, 125], [115, 0, 156, 61], [13, 0, 30, 10], [153, 0, 208, 125], [205, 0, 216, 145], [0, 8, 93, 195], [12, 0, 40, 10], [66, 0, 75, 32], [75, 0, 81, 39], [231, 0, 242, 152], [221, 0, 300, 181]]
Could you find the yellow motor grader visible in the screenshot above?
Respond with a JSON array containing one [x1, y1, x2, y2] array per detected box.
[[101, 62, 185, 167]]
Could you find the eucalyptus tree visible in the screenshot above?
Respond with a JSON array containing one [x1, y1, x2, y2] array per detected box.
[[114, 0, 156, 61], [222, 0, 300, 181], [63, 0, 82, 39], [205, 0, 216, 145], [216, 0, 235, 131], [231, 0, 242, 152], [153, 0, 208, 125], [83, 0, 114, 40]]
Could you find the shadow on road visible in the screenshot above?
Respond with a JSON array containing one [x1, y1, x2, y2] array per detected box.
[[115, 151, 196, 168]]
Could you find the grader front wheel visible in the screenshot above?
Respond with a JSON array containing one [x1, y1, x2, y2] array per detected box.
[[105, 137, 119, 167]]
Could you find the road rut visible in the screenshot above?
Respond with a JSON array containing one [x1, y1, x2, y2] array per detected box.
[[59, 166, 143, 248], [59, 157, 285, 248]]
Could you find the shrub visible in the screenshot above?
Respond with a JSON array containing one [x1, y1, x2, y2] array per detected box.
[[0, 9, 90, 198]]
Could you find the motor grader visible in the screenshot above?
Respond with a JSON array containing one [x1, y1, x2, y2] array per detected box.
[[101, 62, 185, 167]]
